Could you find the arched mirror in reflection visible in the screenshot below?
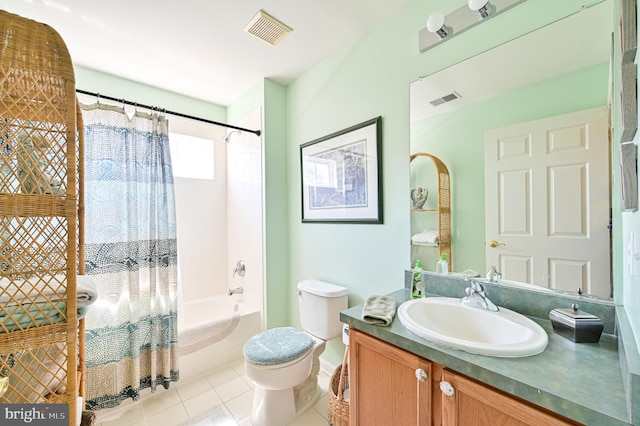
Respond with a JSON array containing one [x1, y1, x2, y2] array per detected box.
[[410, 0, 613, 299]]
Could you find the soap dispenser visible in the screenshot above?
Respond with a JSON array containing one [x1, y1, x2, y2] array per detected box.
[[412, 260, 424, 298], [436, 253, 448, 275]]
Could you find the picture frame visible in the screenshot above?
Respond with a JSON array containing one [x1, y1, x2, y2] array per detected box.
[[620, 61, 638, 142], [300, 116, 382, 223], [619, 0, 638, 143], [620, 0, 637, 65], [620, 142, 638, 212]]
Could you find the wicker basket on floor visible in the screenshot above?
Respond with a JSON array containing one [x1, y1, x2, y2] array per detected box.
[[328, 347, 350, 426]]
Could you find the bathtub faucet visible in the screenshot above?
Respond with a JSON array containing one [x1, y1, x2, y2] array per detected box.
[[233, 260, 246, 278], [228, 286, 244, 296]]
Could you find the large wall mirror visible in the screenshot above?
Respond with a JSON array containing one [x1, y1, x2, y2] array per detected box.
[[410, 0, 613, 299]]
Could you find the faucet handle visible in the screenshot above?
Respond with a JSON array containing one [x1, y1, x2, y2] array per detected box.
[[469, 279, 484, 292]]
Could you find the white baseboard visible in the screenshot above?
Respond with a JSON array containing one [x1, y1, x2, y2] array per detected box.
[[320, 355, 339, 376]]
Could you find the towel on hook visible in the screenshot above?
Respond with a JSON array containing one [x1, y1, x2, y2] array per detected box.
[[361, 295, 397, 326], [411, 230, 439, 245]]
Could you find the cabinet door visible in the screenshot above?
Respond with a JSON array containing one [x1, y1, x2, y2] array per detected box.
[[350, 329, 432, 425], [439, 369, 581, 426]]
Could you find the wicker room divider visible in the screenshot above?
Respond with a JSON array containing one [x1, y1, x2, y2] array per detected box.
[[0, 10, 84, 426]]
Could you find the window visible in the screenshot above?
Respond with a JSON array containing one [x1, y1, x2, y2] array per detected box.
[[169, 132, 214, 180]]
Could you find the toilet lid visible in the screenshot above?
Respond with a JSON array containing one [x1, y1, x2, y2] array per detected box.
[[243, 327, 314, 366]]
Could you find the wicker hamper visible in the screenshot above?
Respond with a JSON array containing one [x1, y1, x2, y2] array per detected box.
[[328, 347, 350, 426]]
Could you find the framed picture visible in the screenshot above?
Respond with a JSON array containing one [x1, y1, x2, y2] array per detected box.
[[620, 61, 638, 142], [619, 0, 638, 143], [620, 0, 637, 65], [620, 142, 638, 211], [300, 116, 382, 223]]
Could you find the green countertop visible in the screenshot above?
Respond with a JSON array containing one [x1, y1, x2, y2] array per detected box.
[[340, 288, 630, 426]]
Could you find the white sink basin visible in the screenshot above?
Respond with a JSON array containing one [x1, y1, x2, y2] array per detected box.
[[397, 297, 548, 357]]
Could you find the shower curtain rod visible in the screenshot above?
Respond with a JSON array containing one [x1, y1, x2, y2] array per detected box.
[[76, 89, 261, 137]]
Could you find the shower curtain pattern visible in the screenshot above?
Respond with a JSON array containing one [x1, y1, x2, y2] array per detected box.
[[80, 103, 179, 410]]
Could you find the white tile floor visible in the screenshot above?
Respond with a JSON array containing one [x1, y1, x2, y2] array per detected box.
[[95, 358, 332, 426]]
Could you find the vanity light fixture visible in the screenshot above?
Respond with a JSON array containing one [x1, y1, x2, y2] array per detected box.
[[419, 0, 527, 53]]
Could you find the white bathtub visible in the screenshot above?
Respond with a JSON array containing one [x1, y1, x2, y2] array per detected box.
[[178, 296, 262, 381]]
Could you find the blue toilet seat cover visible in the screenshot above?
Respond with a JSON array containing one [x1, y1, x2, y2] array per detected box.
[[243, 327, 314, 366]]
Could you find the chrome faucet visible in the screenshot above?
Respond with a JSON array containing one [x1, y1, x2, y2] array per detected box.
[[233, 260, 246, 278], [461, 279, 499, 312], [486, 265, 502, 283], [228, 286, 244, 296]]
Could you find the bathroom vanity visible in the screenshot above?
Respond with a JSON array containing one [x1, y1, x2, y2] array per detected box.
[[340, 278, 630, 425], [349, 328, 579, 425]]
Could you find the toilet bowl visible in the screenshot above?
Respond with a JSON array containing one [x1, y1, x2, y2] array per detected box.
[[244, 328, 325, 425], [243, 280, 348, 426]]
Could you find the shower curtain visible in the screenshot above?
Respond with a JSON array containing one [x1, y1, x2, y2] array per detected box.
[[80, 102, 179, 410]]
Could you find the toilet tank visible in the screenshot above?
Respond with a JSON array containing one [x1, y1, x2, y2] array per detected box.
[[297, 279, 348, 340]]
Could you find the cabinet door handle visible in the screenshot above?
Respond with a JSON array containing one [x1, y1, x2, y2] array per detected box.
[[415, 368, 428, 382], [439, 380, 455, 397]]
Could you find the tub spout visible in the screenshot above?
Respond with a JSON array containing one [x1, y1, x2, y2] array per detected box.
[[228, 286, 244, 296]]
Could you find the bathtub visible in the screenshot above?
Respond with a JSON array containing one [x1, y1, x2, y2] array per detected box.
[[178, 296, 262, 381]]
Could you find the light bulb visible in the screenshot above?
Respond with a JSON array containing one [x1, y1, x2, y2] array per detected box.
[[468, 0, 489, 11], [426, 12, 445, 33], [468, 0, 492, 18]]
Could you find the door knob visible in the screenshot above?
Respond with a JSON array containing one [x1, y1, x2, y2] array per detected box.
[[415, 368, 428, 382], [488, 240, 506, 248]]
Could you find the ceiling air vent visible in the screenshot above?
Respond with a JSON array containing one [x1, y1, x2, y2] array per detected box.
[[429, 92, 461, 106], [244, 10, 293, 46]]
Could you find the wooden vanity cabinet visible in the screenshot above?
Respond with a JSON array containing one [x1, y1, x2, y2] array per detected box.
[[350, 328, 581, 426], [350, 329, 432, 425], [438, 368, 581, 426]]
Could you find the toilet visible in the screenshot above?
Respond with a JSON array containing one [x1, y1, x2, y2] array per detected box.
[[243, 279, 348, 426]]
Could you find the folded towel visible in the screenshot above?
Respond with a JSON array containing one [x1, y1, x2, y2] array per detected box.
[[77, 303, 89, 319], [411, 230, 439, 245], [76, 275, 98, 306], [0, 301, 91, 333], [361, 295, 397, 326], [0, 301, 66, 333], [0, 274, 98, 306]]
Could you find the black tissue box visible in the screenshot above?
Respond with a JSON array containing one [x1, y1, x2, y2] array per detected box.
[[549, 305, 604, 343]]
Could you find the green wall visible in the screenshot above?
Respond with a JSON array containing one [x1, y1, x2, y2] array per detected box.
[[285, 0, 620, 366], [262, 80, 290, 329], [75, 66, 226, 121]]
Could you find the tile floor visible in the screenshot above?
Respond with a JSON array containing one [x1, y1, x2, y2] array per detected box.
[[95, 358, 333, 426]]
